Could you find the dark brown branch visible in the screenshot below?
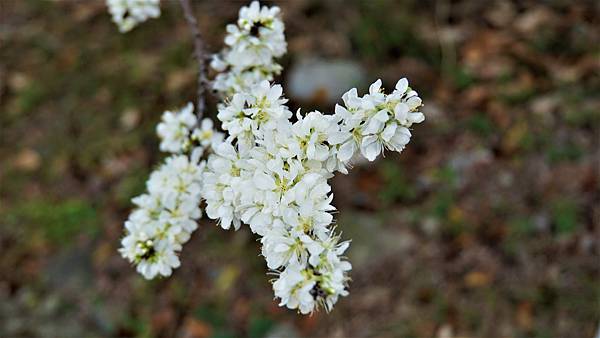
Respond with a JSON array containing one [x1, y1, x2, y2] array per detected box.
[[178, 0, 208, 119]]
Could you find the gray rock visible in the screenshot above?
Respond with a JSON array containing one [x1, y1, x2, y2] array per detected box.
[[265, 323, 301, 338], [287, 58, 365, 105]]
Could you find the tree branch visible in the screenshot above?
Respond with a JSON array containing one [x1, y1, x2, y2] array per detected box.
[[178, 0, 208, 119]]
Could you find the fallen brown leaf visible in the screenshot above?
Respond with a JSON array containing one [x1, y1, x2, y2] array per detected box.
[[464, 271, 492, 288], [14, 148, 41, 172], [181, 317, 212, 338]]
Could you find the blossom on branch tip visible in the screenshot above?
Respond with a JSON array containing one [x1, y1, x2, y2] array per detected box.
[[119, 154, 204, 279], [107, 0, 160, 33], [156, 103, 196, 154], [211, 1, 287, 96], [332, 78, 425, 162]]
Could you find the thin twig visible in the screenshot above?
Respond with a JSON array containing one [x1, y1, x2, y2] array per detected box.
[[178, 0, 208, 119]]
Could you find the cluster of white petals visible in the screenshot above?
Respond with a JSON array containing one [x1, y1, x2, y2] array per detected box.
[[330, 78, 425, 162], [119, 155, 203, 279], [210, 1, 286, 96], [201, 75, 423, 313], [157, 102, 223, 156], [156, 103, 196, 153], [107, 0, 160, 33], [117, 1, 425, 315], [120, 104, 223, 279]]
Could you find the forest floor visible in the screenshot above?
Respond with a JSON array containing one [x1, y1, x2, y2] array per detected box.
[[1, 1, 599, 337]]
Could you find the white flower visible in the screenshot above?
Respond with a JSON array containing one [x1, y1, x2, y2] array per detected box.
[[335, 78, 425, 162], [272, 263, 316, 314], [135, 239, 181, 279], [212, 65, 282, 97], [328, 103, 363, 167], [156, 103, 197, 153], [202, 141, 245, 230], [119, 154, 204, 279], [306, 235, 352, 311], [261, 225, 316, 269], [191, 118, 224, 152], [245, 81, 291, 134], [280, 173, 335, 241], [289, 111, 334, 162], [107, 0, 160, 33], [218, 81, 291, 143], [228, 1, 286, 63], [270, 233, 351, 314], [211, 1, 286, 96], [236, 155, 302, 232], [147, 155, 203, 206], [217, 93, 253, 141]]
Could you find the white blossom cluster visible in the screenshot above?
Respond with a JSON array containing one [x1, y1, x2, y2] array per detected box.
[[156, 103, 223, 155], [120, 104, 222, 279], [201, 76, 424, 314], [107, 0, 160, 33], [119, 155, 202, 279], [330, 78, 425, 162], [210, 1, 287, 96], [117, 1, 425, 315]]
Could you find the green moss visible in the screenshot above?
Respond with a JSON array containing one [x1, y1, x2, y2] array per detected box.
[[547, 143, 584, 164], [434, 165, 458, 187], [248, 316, 275, 338], [466, 114, 496, 138], [499, 87, 537, 105], [350, 0, 436, 65], [433, 191, 454, 220], [17, 83, 47, 114], [551, 199, 580, 235], [378, 161, 417, 205], [120, 315, 152, 338], [509, 217, 535, 237], [5, 198, 99, 245], [194, 303, 227, 328], [449, 66, 476, 90], [161, 43, 193, 70], [564, 108, 600, 128]]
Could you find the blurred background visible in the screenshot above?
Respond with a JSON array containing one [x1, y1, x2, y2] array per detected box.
[[1, 0, 599, 337]]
